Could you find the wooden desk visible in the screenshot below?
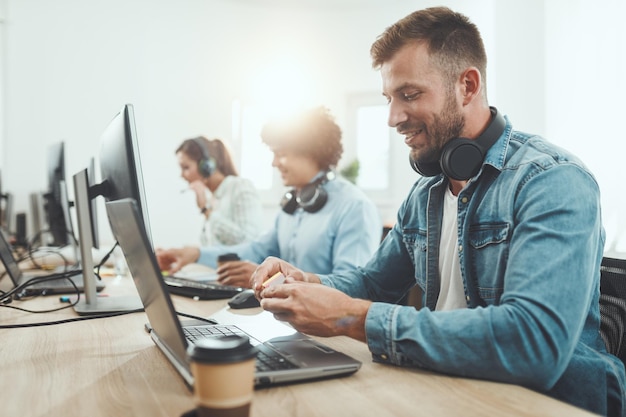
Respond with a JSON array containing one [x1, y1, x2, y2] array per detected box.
[[0, 274, 598, 417]]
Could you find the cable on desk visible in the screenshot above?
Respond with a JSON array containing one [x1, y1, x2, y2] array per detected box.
[[176, 311, 218, 325], [0, 269, 84, 306], [0, 308, 145, 329]]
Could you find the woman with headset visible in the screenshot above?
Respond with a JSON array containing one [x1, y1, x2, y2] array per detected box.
[[158, 107, 382, 288], [176, 136, 262, 246]]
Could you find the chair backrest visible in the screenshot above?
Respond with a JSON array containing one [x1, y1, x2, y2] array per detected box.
[[599, 256, 626, 364]]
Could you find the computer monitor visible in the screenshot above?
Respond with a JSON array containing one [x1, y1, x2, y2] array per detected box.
[[98, 104, 152, 244], [43, 142, 72, 246], [29, 192, 46, 247], [0, 169, 13, 235], [72, 104, 147, 315], [0, 168, 3, 229], [1, 171, 8, 233]]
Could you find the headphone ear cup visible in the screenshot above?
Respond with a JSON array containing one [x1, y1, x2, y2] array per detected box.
[[409, 155, 442, 177], [198, 157, 216, 178], [298, 185, 327, 213], [280, 175, 331, 215], [408, 107, 506, 180], [440, 138, 484, 181], [280, 189, 298, 214]]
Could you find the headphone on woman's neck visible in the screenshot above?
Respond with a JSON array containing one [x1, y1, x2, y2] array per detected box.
[[281, 171, 335, 214], [410, 107, 506, 180]]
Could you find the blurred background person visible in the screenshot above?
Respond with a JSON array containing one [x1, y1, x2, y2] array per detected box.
[[176, 136, 262, 246], [158, 106, 382, 288]]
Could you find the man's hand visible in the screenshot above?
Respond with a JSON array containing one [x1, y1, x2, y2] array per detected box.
[[250, 256, 320, 298], [260, 282, 371, 342]]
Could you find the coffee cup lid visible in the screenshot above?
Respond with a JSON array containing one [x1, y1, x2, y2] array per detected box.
[[187, 335, 257, 363]]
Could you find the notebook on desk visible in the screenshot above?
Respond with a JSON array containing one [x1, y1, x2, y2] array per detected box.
[[0, 230, 105, 295], [106, 198, 362, 388]]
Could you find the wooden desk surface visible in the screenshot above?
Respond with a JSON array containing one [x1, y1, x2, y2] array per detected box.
[[0, 274, 598, 417]]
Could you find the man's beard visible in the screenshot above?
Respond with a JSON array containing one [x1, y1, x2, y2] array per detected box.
[[410, 94, 465, 167]]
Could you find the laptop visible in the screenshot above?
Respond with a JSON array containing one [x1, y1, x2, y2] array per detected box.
[[0, 230, 105, 295], [106, 198, 362, 388]]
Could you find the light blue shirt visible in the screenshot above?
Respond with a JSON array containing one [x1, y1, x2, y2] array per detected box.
[[198, 175, 382, 275], [320, 115, 625, 416]]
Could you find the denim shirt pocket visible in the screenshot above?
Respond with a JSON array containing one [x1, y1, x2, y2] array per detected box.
[[468, 223, 510, 305], [402, 228, 427, 288]]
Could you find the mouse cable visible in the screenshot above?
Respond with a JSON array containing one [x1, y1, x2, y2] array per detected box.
[[0, 308, 145, 329]]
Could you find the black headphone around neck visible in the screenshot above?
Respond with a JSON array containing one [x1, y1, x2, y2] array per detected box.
[[192, 137, 217, 178], [410, 107, 506, 180], [281, 171, 335, 214]]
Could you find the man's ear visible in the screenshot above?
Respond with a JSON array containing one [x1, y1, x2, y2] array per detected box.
[[459, 67, 482, 105]]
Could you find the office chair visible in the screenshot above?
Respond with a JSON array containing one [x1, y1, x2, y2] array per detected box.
[[599, 256, 626, 364]]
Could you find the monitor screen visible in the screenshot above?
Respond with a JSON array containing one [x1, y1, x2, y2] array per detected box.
[[98, 104, 152, 244], [43, 142, 72, 246]]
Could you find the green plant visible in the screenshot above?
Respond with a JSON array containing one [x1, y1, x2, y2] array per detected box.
[[339, 159, 360, 184]]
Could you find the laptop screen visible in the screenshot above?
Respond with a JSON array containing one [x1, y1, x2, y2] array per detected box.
[[105, 198, 190, 367], [0, 230, 23, 286]]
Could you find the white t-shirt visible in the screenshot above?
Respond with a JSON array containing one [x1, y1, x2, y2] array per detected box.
[[435, 187, 467, 311]]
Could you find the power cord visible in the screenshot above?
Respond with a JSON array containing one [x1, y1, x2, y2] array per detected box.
[[0, 308, 144, 329], [0, 269, 83, 306], [0, 309, 215, 329]]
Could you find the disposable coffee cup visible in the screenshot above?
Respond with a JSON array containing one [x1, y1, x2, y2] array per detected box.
[[217, 253, 240, 267], [187, 335, 257, 417]]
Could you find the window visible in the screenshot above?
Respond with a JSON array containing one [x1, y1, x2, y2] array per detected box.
[[346, 93, 394, 199], [355, 104, 389, 190], [236, 103, 273, 191]]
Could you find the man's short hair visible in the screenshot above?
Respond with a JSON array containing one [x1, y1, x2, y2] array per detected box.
[[370, 6, 487, 87]]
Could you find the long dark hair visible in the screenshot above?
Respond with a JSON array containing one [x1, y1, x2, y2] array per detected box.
[[176, 136, 238, 176]]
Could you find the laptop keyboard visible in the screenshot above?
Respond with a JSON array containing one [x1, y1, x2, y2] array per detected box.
[[183, 325, 298, 372], [164, 276, 243, 299]]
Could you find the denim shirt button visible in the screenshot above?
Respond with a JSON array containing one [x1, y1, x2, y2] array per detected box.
[[461, 196, 468, 204], [458, 245, 463, 252], [380, 354, 388, 361]]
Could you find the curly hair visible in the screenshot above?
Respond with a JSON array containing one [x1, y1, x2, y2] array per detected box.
[[176, 136, 238, 176], [260, 106, 343, 170]]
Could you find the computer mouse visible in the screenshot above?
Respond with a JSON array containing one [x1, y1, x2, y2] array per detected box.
[[227, 289, 261, 309]]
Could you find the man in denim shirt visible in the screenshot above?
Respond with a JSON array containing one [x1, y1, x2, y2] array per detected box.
[[251, 7, 626, 416]]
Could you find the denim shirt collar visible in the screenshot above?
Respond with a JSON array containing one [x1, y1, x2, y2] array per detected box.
[[482, 114, 513, 173]]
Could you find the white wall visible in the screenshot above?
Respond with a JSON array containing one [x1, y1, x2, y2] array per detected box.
[[545, 0, 626, 256], [1, 0, 623, 255]]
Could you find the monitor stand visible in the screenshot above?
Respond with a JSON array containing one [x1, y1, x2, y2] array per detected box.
[[72, 168, 143, 315]]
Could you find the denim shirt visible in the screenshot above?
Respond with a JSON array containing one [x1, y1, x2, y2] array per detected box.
[[320, 117, 625, 416], [198, 175, 381, 274]]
